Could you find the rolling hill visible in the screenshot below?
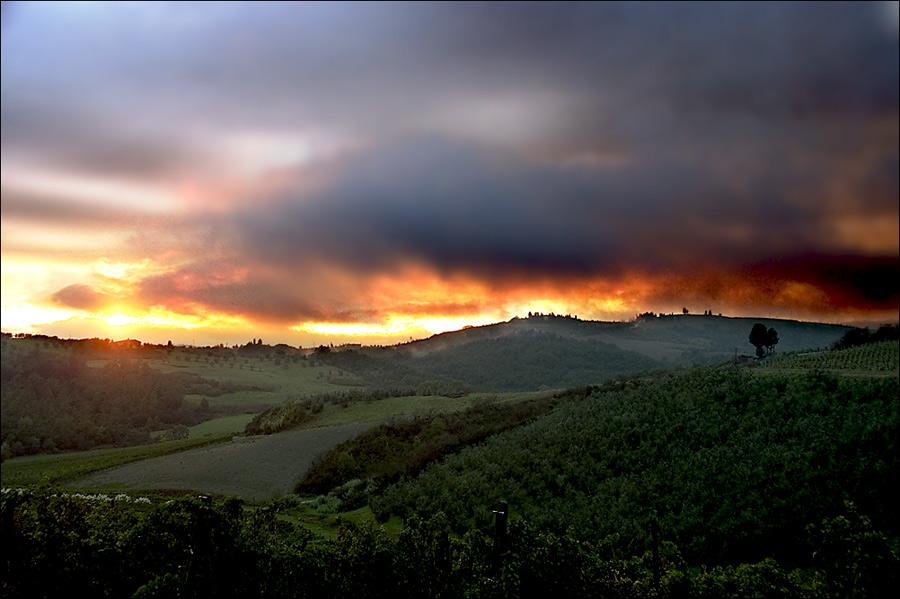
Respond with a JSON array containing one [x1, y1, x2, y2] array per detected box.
[[402, 313, 852, 359], [340, 314, 856, 391]]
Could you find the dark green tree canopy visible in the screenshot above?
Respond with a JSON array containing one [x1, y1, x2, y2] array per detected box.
[[749, 323, 778, 358], [766, 327, 779, 354]]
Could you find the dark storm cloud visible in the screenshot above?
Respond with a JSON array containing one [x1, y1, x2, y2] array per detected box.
[[3, 1, 897, 326], [129, 131, 895, 324], [135, 258, 381, 324], [643, 2, 899, 120], [745, 255, 900, 307], [235, 140, 627, 277], [228, 138, 868, 278]]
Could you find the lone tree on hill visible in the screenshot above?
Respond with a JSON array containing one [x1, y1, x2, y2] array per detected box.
[[765, 327, 779, 355], [749, 323, 779, 358]]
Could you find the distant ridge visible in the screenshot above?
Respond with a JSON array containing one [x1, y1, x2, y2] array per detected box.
[[399, 314, 852, 361], [354, 314, 856, 391], [4, 315, 859, 393]]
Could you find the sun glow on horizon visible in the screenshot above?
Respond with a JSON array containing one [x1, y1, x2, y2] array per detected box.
[[3, 265, 896, 348], [295, 314, 499, 340], [102, 312, 203, 329], [292, 295, 641, 343], [1, 302, 256, 343], [91, 306, 257, 335], [0, 304, 82, 333]]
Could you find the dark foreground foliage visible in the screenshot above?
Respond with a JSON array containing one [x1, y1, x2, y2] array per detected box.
[[2, 491, 896, 598]]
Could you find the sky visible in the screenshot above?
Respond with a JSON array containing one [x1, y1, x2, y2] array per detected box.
[[2, 1, 898, 347]]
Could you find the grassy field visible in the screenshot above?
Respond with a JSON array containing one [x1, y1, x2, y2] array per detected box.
[[297, 390, 555, 429], [2, 390, 548, 496], [82, 348, 370, 411], [3, 414, 254, 488], [6, 330, 889, 503], [152, 352, 368, 409], [68, 423, 375, 500], [0, 435, 231, 487], [189, 414, 257, 438]]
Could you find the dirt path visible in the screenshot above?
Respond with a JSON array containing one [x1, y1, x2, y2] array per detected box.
[[72, 423, 373, 500]]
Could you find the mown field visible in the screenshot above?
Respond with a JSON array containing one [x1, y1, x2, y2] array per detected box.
[[1, 335, 374, 464], [2, 335, 553, 493], [3, 391, 550, 494], [0, 434, 230, 488], [70, 423, 374, 500]]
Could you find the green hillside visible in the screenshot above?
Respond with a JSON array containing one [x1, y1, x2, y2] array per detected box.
[[2, 329, 897, 597], [368, 356, 898, 567], [0, 315, 863, 463], [406, 330, 660, 391], [409, 313, 852, 359], [761, 340, 899, 374], [372, 314, 855, 391]]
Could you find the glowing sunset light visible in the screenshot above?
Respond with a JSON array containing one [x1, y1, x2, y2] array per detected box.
[[594, 297, 629, 314], [20, 309, 261, 347], [102, 311, 206, 330], [0, 305, 81, 334], [91, 258, 172, 283], [413, 316, 498, 335], [297, 314, 497, 340], [1, 222, 132, 254]]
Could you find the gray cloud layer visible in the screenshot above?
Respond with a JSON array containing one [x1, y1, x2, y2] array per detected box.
[[2, 1, 897, 323], [5, 2, 896, 163]]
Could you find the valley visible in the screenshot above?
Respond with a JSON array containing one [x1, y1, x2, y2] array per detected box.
[[2, 316, 897, 597]]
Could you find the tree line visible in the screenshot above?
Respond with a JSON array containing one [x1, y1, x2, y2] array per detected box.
[[831, 324, 899, 350], [1, 348, 208, 460]]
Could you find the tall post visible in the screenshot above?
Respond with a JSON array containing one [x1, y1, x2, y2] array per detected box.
[[489, 501, 509, 589], [493, 500, 508, 541]]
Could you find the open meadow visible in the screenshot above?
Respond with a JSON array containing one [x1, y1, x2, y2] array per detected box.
[[127, 346, 367, 409]]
